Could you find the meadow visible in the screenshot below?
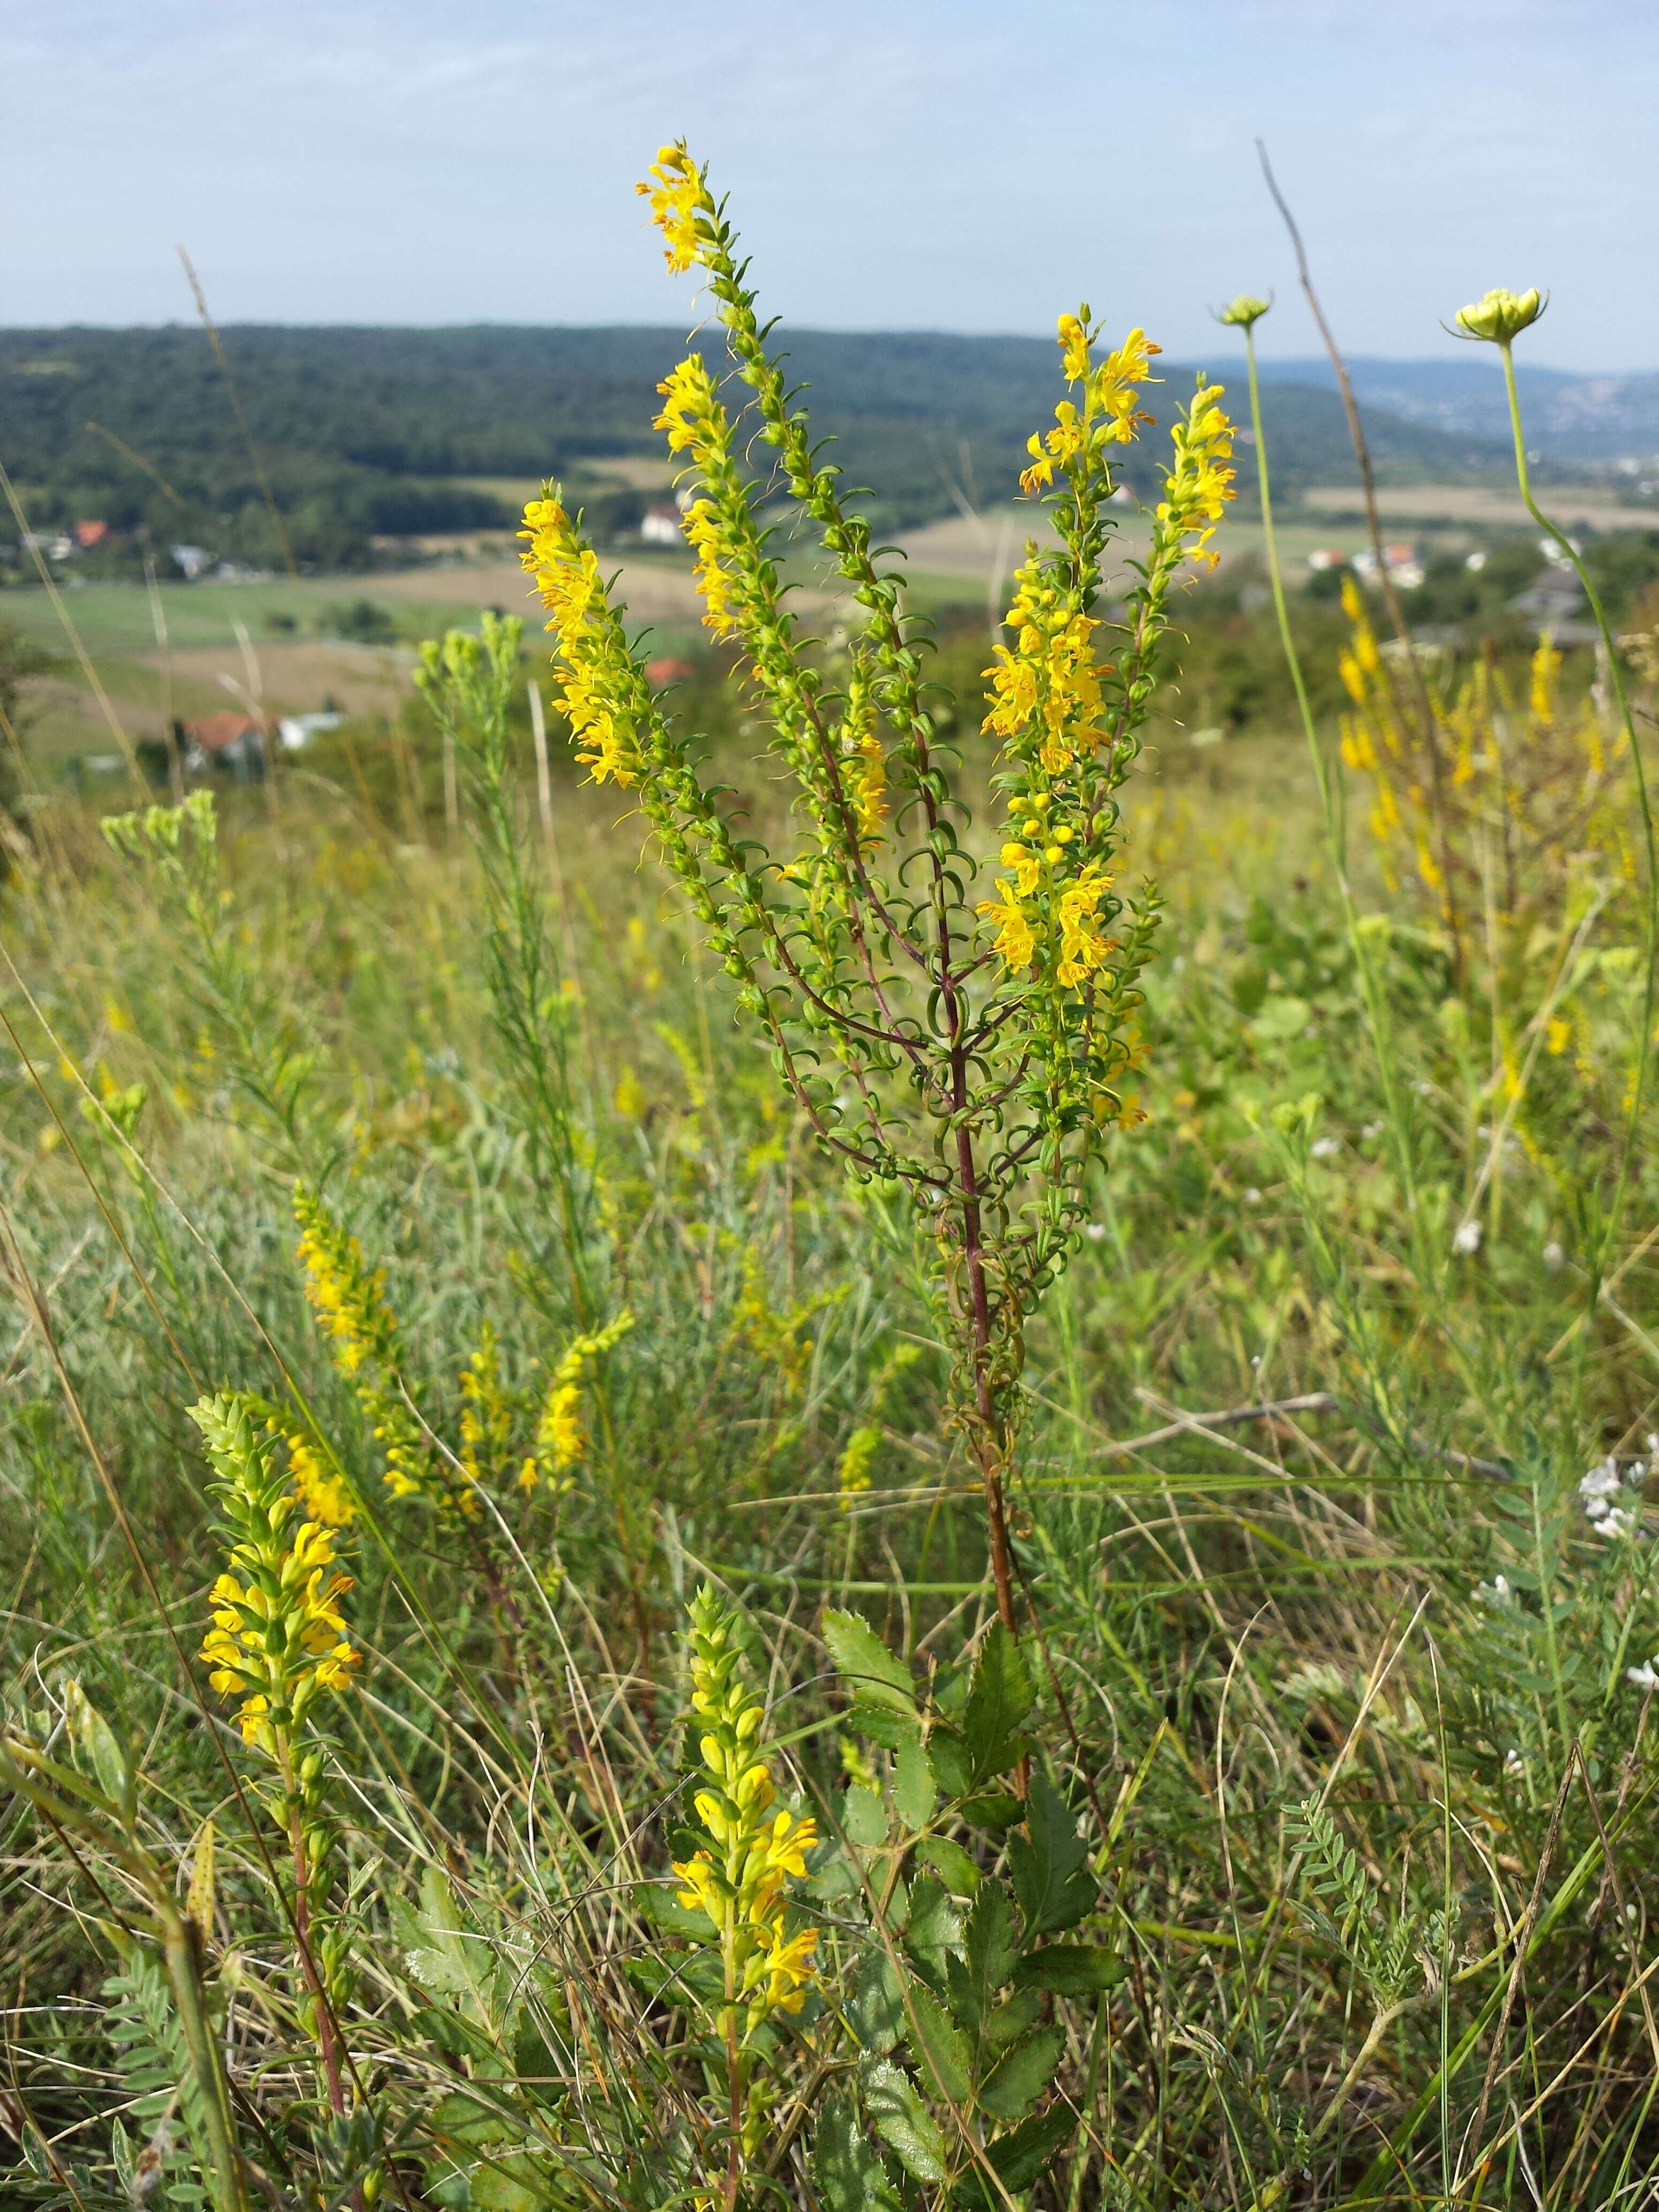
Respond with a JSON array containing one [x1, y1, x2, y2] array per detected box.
[[3, 167, 1659, 2212]]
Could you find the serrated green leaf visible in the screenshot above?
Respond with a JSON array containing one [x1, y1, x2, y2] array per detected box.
[[983, 1989, 1044, 2049], [863, 2054, 948, 2183], [946, 1880, 1018, 2043], [850, 1948, 906, 2054], [908, 1984, 973, 2103], [904, 1873, 963, 1992], [1008, 1777, 1095, 1936], [915, 1835, 981, 1894], [824, 1610, 916, 1712], [952, 2099, 1076, 2204], [929, 1724, 971, 1798], [841, 1782, 890, 1848], [848, 1698, 920, 1751], [894, 1737, 937, 1831], [977, 2024, 1065, 2119], [812, 2095, 903, 2212], [960, 1623, 1034, 1786], [959, 1790, 1023, 1831], [1012, 1944, 1126, 1996]]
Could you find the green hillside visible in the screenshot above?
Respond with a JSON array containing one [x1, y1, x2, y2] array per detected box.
[[1, 324, 1514, 577]]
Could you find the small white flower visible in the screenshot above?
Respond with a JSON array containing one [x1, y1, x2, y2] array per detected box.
[[1543, 1239, 1565, 1273], [1504, 1747, 1525, 1776], [1628, 1659, 1659, 1691], [1580, 1458, 1622, 1509], [1362, 1119, 1385, 1139], [1310, 1137, 1340, 1160], [1476, 1574, 1512, 1607], [1593, 1505, 1637, 1540], [1244, 1187, 1262, 1205], [1416, 1081, 1434, 1097], [1453, 1219, 1482, 1255], [1083, 1222, 1106, 1242]]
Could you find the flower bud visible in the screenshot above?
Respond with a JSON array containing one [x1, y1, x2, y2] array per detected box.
[[1453, 287, 1545, 344], [1217, 294, 1271, 330]]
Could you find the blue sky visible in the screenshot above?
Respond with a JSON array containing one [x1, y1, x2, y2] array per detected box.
[[6, 0, 1655, 369]]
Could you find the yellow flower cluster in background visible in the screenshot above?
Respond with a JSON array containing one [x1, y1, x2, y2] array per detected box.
[[530, 1310, 634, 1485], [293, 1185, 437, 1508]]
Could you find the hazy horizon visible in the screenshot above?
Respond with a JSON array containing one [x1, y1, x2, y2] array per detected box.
[[6, 1, 1656, 373], [0, 319, 1640, 387]]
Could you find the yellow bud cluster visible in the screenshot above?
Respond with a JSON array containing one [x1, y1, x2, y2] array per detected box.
[[671, 1586, 818, 2039]]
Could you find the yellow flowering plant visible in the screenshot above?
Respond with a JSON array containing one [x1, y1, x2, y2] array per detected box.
[[663, 1588, 820, 2208], [192, 1391, 360, 2119], [523, 144, 1234, 1629]]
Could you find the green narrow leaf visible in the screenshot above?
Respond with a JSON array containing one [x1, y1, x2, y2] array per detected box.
[[977, 2025, 1065, 2120], [824, 1610, 917, 1712], [893, 1737, 937, 1831], [960, 1623, 1034, 1787], [1008, 1776, 1095, 1936], [1012, 1944, 1126, 1996], [863, 2054, 948, 2184], [812, 2096, 902, 2212], [185, 1818, 216, 1934]]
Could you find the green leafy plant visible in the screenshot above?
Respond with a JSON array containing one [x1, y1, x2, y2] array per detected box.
[[522, 143, 1236, 1625]]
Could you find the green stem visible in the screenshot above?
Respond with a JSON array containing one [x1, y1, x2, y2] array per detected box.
[[1497, 338, 1659, 1295], [157, 1899, 250, 2212], [1242, 326, 1425, 1248]]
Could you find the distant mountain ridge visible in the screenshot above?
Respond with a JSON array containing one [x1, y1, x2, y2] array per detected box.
[[1255, 356, 1659, 464]]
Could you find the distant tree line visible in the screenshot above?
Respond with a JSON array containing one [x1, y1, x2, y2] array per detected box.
[[0, 325, 1516, 578]]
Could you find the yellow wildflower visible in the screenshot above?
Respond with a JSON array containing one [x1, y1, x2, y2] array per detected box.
[[520, 494, 642, 786], [1055, 866, 1114, 988], [531, 1310, 634, 1482], [286, 1431, 354, 1531], [1530, 633, 1560, 725], [978, 880, 1037, 973], [636, 140, 707, 275], [1154, 377, 1236, 572], [1058, 310, 1090, 384]]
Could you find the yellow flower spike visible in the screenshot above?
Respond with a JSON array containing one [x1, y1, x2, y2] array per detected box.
[[534, 1310, 633, 1478], [191, 1394, 360, 1753], [636, 140, 708, 275], [675, 1585, 818, 2080]]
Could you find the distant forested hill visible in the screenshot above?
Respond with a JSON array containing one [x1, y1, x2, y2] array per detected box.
[[0, 324, 1518, 575]]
